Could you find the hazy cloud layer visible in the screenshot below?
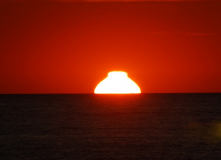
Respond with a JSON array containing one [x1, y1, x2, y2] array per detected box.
[[51, 0, 215, 1], [142, 31, 217, 36]]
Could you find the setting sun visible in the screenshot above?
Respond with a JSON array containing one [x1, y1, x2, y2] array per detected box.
[[94, 71, 141, 94]]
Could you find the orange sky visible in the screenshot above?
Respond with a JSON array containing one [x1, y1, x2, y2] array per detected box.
[[0, 0, 221, 93]]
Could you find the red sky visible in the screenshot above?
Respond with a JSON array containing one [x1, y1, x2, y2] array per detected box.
[[0, 0, 221, 93]]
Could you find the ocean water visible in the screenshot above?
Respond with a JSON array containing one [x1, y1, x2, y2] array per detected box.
[[0, 94, 221, 160]]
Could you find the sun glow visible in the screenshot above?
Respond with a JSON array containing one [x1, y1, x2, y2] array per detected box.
[[94, 71, 141, 94]]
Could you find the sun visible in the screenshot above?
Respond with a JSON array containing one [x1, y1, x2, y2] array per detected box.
[[94, 71, 141, 94]]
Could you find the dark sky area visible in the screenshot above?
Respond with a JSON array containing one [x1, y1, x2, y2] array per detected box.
[[0, 0, 221, 93]]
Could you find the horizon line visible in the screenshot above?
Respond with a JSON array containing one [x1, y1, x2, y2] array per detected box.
[[0, 92, 220, 94]]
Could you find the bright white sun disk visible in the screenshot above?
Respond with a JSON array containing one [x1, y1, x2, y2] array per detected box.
[[94, 71, 141, 94]]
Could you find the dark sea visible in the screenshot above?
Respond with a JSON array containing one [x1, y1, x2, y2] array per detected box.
[[0, 94, 221, 160]]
